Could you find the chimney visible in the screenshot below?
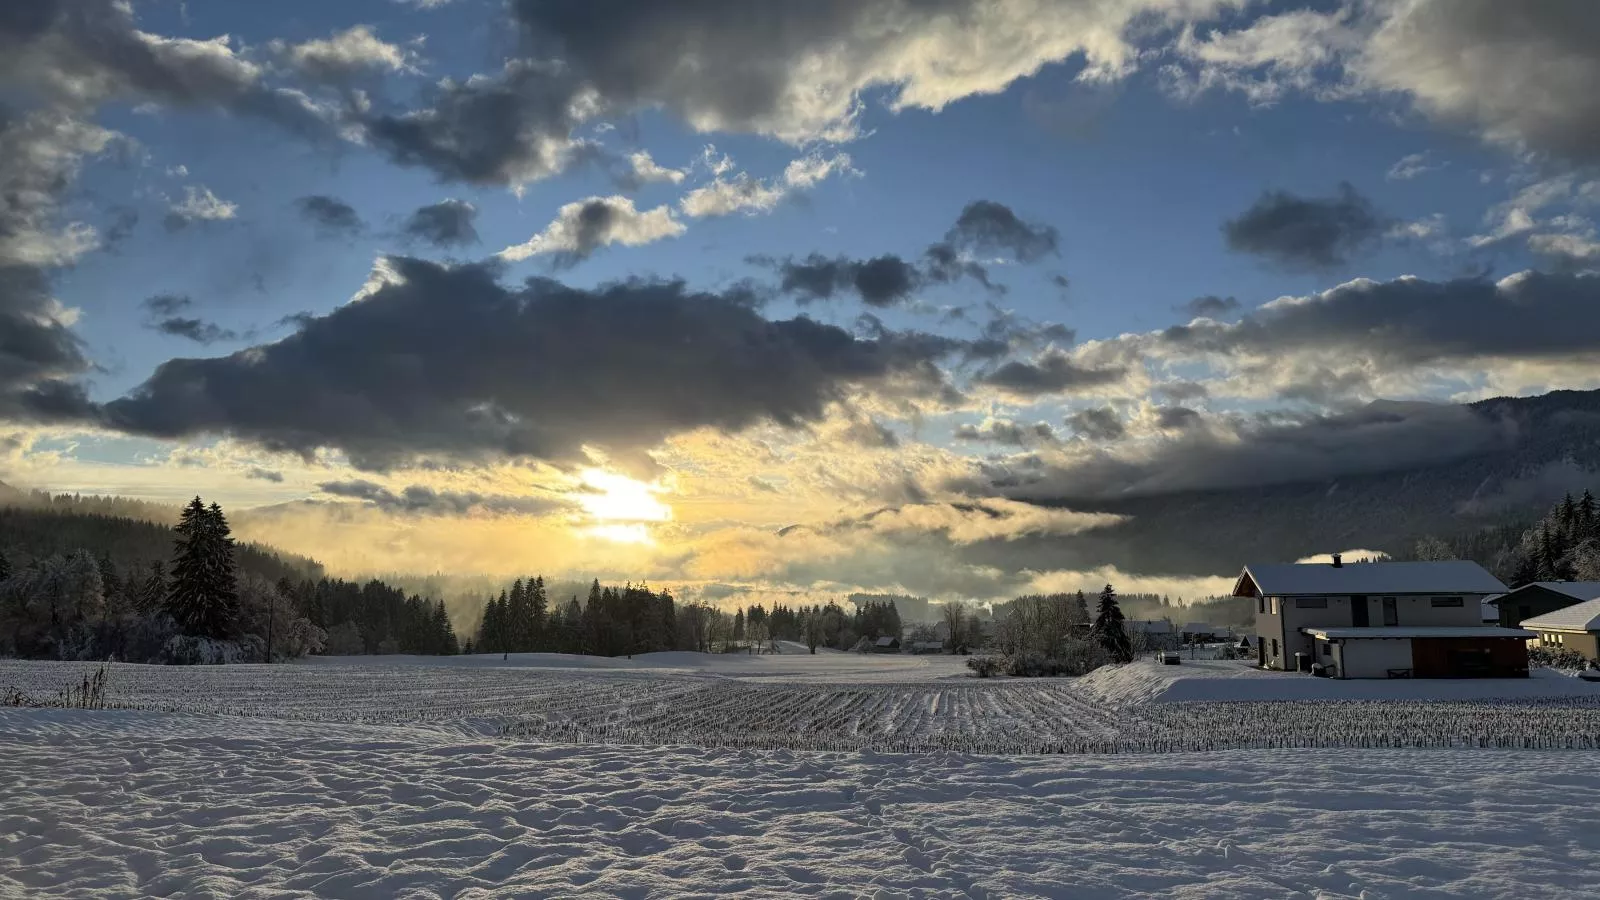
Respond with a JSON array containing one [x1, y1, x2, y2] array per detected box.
[[1331, 553, 1343, 568]]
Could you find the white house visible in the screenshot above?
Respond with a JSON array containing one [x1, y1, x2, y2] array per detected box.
[[1236, 555, 1533, 679], [1521, 598, 1600, 662]]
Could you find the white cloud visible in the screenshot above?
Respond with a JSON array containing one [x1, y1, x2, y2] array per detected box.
[[1386, 151, 1442, 181], [499, 195, 685, 262], [679, 151, 856, 218], [281, 25, 416, 81], [627, 151, 685, 185], [166, 185, 238, 226]]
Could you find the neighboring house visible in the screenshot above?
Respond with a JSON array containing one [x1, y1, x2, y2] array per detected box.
[[1236, 555, 1532, 679], [872, 636, 902, 653], [1181, 623, 1222, 642], [1125, 620, 1178, 650], [1521, 599, 1600, 663], [1488, 582, 1600, 628], [908, 640, 945, 654]]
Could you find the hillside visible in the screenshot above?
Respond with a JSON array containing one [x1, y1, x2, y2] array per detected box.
[[986, 389, 1600, 577], [0, 493, 324, 585]]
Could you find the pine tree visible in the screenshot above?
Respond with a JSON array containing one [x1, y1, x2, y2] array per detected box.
[[166, 497, 241, 639], [431, 600, 457, 655], [528, 576, 548, 651], [1072, 591, 1091, 634], [506, 578, 528, 652], [136, 561, 166, 613], [1092, 583, 1131, 663], [0, 551, 10, 582]]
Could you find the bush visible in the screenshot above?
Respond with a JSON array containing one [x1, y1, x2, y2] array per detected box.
[[1530, 645, 1592, 671], [161, 635, 248, 665], [966, 655, 1006, 678]]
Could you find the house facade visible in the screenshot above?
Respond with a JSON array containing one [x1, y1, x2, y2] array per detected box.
[[1521, 598, 1600, 663], [1488, 582, 1600, 628], [1236, 556, 1533, 678]]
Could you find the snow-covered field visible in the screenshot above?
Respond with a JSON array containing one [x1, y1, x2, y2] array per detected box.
[[6, 653, 1600, 897], [5, 708, 1600, 898]]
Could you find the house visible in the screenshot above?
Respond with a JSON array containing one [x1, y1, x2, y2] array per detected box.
[[908, 640, 945, 654], [1236, 555, 1533, 678], [1487, 582, 1600, 628], [1181, 623, 1223, 642], [1521, 598, 1600, 663], [1125, 620, 1178, 650], [871, 635, 901, 653]]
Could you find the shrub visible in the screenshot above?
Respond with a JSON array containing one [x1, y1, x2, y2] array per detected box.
[[1530, 645, 1591, 671], [966, 655, 1006, 678], [160, 635, 248, 665]]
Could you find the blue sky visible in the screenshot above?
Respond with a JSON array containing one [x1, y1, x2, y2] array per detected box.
[[5, 0, 1600, 598]]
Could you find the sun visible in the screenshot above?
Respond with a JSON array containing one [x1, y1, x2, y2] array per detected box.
[[575, 469, 671, 542]]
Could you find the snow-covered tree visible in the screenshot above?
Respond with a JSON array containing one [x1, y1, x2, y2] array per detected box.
[[1093, 584, 1132, 664]]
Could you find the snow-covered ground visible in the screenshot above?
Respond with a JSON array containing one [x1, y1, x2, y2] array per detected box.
[[1078, 658, 1600, 705], [4, 707, 1599, 898]]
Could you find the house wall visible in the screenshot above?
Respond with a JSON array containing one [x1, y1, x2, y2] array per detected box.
[[1534, 630, 1600, 662], [1334, 639, 1414, 679], [1254, 596, 1289, 669], [1256, 593, 1492, 671]]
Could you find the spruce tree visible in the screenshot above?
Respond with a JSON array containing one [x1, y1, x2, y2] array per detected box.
[[528, 576, 548, 650], [506, 578, 528, 652], [0, 551, 10, 582], [1092, 583, 1132, 663], [166, 497, 241, 639]]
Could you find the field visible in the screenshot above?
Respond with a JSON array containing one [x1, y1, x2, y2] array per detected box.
[[4, 653, 1600, 753], [6, 652, 1600, 897]]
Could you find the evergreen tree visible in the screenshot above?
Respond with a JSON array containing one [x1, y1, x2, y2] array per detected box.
[[1092, 583, 1132, 663], [0, 551, 10, 582], [506, 578, 528, 651], [528, 576, 548, 651], [166, 497, 241, 639], [1072, 591, 1091, 634]]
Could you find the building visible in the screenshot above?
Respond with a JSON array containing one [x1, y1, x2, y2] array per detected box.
[[871, 635, 901, 653], [1488, 582, 1600, 628], [1181, 622, 1223, 642], [1521, 598, 1600, 663], [1236, 555, 1533, 678], [1125, 620, 1178, 650]]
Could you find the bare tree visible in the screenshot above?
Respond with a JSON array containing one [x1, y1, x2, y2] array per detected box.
[[941, 599, 969, 653]]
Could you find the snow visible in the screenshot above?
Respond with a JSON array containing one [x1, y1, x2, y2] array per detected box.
[[1302, 626, 1535, 639], [1076, 658, 1600, 705], [5, 707, 1600, 899], [1522, 596, 1600, 631], [1241, 560, 1507, 596]]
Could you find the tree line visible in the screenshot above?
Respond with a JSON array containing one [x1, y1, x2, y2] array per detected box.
[[0, 498, 459, 663], [974, 585, 1132, 677], [1405, 490, 1600, 585]]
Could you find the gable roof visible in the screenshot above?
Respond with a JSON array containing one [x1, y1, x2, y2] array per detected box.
[[1235, 560, 1506, 597], [1522, 597, 1600, 632], [873, 635, 899, 646], [1503, 582, 1600, 602], [1126, 620, 1173, 634]]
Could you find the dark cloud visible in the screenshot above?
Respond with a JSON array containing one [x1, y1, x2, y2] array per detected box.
[[1179, 294, 1239, 318], [141, 294, 193, 317], [954, 418, 1057, 446], [991, 400, 1521, 501], [402, 199, 479, 247], [151, 317, 239, 345], [1223, 183, 1383, 269], [768, 253, 921, 307], [97, 257, 966, 469], [759, 200, 1057, 307], [295, 195, 363, 234], [1066, 407, 1125, 442], [943, 200, 1060, 262], [980, 350, 1128, 398], [318, 479, 572, 516], [1153, 406, 1201, 430], [245, 467, 284, 483], [1155, 380, 1209, 403]]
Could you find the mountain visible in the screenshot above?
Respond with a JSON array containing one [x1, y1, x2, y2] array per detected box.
[[983, 389, 1600, 578]]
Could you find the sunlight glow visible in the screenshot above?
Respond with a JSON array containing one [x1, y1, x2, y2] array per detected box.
[[577, 469, 672, 523], [583, 523, 655, 545]]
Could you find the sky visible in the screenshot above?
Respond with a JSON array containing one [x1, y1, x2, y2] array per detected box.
[[5, 0, 1600, 605]]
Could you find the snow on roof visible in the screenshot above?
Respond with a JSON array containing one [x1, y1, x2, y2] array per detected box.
[[1519, 582, 1600, 601], [1181, 623, 1218, 632], [1126, 620, 1173, 633], [1522, 597, 1600, 632], [1301, 626, 1535, 639], [1237, 560, 1506, 597], [873, 636, 899, 646]]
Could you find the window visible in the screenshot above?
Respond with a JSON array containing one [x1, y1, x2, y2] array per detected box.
[[1270, 638, 1279, 659], [1258, 596, 1266, 614], [1295, 597, 1328, 609], [1270, 597, 1280, 615], [1382, 596, 1398, 627], [1430, 597, 1464, 608], [1321, 641, 1333, 659]]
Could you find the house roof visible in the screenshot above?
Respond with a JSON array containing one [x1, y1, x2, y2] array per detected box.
[[1498, 582, 1600, 603], [873, 635, 899, 646], [1126, 620, 1173, 633], [1181, 622, 1217, 632], [1302, 626, 1535, 639], [1522, 597, 1600, 632], [1235, 560, 1506, 597]]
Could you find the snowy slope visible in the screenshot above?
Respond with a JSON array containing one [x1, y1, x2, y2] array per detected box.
[[4, 708, 1600, 899], [1077, 659, 1600, 706]]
